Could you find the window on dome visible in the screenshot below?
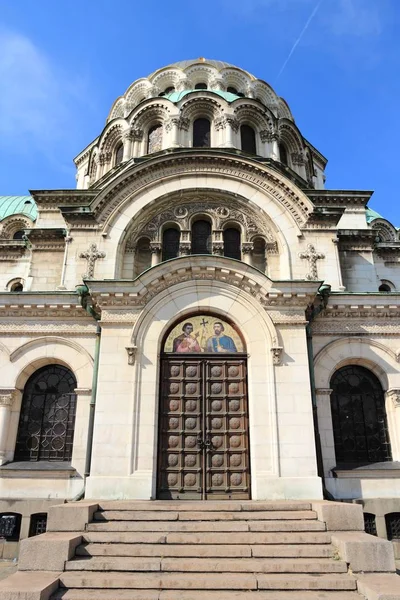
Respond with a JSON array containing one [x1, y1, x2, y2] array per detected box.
[[13, 230, 25, 240], [279, 143, 288, 166], [253, 237, 267, 273], [379, 283, 391, 292], [193, 118, 211, 147], [195, 82, 207, 90], [159, 86, 175, 97], [223, 228, 241, 260], [147, 124, 163, 154], [227, 86, 238, 94], [191, 220, 211, 254], [162, 228, 180, 261], [115, 143, 124, 166], [10, 282, 23, 292], [240, 125, 257, 154], [135, 238, 152, 275]]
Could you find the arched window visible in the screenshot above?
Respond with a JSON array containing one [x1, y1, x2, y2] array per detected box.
[[115, 143, 124, 166], [162, 228, 180, 261], [191, 220, 211, 254], [29, 513, 47, 537], [223, 227, 241, 260], [147, 124, 163, 154], [385, 513, 400, 541], [279, 143, 288, 166], [159, 86, 175, 97], [379, 283, 391, 292], [15, 365, 77, 462], [13, 230, 25, 240], [10, 282, 23, 292], [195, 82, 207, 90], [252, 237, 267, 273], [227, 86, 238, 94], [330, 365, 392, 465], [193, 118, 211, 148], [240, 125, 257, 154], [134, 237, 152, 275]]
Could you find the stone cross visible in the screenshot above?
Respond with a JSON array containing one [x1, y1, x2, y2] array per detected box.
[[79, 243, 106, 279], [299, 244, 325, 280]]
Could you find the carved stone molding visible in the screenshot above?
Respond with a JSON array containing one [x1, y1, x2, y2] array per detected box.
[[271, 347, 283, 365], [386, 389, 400, 408], [212, 242, 224, 256], [126, 345, 137, 365], [100, 310, 140, 324], [0, 389, 17, 407], [150, 242, 162, 254], [268, 310, 307, 325], [74, 388, 92, 396], [311, 320, 400, 336], [315, 388, 333, 397], [241, 243, 253, 255]]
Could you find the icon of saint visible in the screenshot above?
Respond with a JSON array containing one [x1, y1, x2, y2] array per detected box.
[[172, 322, 202, 353], [206, 321, 237, 353]]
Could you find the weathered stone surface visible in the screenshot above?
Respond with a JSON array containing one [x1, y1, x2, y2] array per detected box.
[[176, 510, 317, 521], [165, 531, 332, 544], [65, 557, 161, 571], [248, 521, 325, 532], [312, 502, 364, 531], [19, 533, 81, 572], [76, 542, 253, 557], [95, 511, 179, 521], [87, 520, 250, 532], [257, 573, 357, 591], [47, 503, 98, 532], [160, 557, 347, 573], [83, 532, 167, 544], [357, 573, 400, 600], [332, 531, 396, 572], [0, 571, 60, 600]]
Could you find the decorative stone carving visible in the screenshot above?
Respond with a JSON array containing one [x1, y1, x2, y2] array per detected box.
[[386, 389, 400, 408], [0, 389, 16, 407], [315, 388, 333, 397], [132, 127, 144, 141], [260, 130, 278, 143], [241, 243, 253, 255], [291, 152, 306, 165], [79, 243, 106, 279], [126, 345, 137, 365], [212, 242, 224, 256], [150, 242, 162, 255], [299, 244, 325, 280], [271, 347, 283, 365]]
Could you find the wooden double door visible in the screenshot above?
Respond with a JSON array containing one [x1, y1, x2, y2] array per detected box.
[[157, 356, 250, 499]]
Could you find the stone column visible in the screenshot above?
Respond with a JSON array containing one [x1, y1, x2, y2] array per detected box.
[[385, 389, 400, 461], [0, 389, 16, 465], [150, 243, 162, 267], [332, 237, 346, 291], [225, 117, 239, 148], [241, 242, 253, 265], [123, 131, 133, 162], [315, 388, 335, 477]]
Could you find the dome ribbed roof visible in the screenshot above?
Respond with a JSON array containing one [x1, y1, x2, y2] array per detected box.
[[0, 196, 37, 222]]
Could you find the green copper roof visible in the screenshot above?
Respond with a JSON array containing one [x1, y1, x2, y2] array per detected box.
[[164, 89, 240, 103], [0, 196, 37, 222], [366, 207, 383, 223]]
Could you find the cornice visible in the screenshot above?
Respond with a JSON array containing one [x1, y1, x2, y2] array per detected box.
[[0, 240, 27, 261], [306, 190, 373, 208], [29, 190, 97, 208], [0, 293, 90, 320]]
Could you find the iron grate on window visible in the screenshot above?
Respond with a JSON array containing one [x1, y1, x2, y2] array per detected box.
[[29, 513, 47, 537], [385, 513, 400, 541], [364, 512, 377, 536]]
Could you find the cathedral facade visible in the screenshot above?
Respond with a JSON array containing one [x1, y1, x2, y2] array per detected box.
[[0, 58, 399, 549]]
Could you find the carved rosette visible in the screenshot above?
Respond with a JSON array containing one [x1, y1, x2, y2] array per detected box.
[[386, 389, 400, 408]]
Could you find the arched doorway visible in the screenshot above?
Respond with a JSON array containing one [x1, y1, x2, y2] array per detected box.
[[15, 364, 77, 462], [330, 365, 392, 465], [157, 315, 250, 500]]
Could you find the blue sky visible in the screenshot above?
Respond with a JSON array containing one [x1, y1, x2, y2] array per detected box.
[[0, 0, 399, 225]]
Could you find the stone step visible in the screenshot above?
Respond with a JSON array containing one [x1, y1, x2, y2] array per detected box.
[[87, 520, 325, 533], [76, 542, 333, 558], [59, 572, 357, 591], [94, 510, 317, 522], [52, 591, 363, 600], [83, 531, 332, 545], [97, 501, 312, 512], [65, 556, 347, 574]]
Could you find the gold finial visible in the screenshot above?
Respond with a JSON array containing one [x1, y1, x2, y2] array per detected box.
[[199, 57, 205, 62]]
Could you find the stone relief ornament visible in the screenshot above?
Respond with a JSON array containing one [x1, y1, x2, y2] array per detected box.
[[385, 389, 400, 408], [271, 347, 283, 365], [126, 345, 138, 365], [79, 243, 106, 279], [299, 244, 325, 280]]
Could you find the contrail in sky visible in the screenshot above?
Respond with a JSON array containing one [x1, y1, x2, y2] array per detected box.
[[276, 0, 324, 82]]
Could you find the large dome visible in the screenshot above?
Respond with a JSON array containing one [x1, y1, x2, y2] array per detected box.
[[150, 58, 254, 78]]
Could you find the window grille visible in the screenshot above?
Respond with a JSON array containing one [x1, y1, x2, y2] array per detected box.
[[385, 513, 400, 541], [0, 513, 22, 541], [364, 513, 377, 536], [29, 513, 47, 537]]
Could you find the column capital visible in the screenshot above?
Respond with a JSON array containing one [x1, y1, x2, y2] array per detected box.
[[315, 388, 333, 396], [0, 389, 17, 407], [386, 388, 400, 408]]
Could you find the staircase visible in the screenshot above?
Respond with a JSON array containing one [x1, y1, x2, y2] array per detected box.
[[53, 501, 363, 600]]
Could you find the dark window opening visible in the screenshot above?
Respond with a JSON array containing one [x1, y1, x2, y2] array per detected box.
[[159, 86, 175, 97], [240, 125, 257, 154], [15, 365, 77, 462], [147, 124, 163, 154], [0, 513, 22, 542], [223, 228, 241, 260], [193, 118, 211, 147], [253, 237, 267, 273], [385, 513, 400, 541], [10, 282, 23, 292], [195, 82, 207, 90], [227, 86, 238, 94], [162, 228, 180, 262], [379, 284, 391, 292], [13, 230, 25, 240], [364, 513, 377, 536], [279, 143, 288, 166], [330, 365, 392, 465], [191, 220, 212, 255], [115, 143, 124, 166], [29, 513, 47, 537]]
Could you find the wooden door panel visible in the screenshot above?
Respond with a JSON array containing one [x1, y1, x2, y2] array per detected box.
[[158, 357, 250, 500]]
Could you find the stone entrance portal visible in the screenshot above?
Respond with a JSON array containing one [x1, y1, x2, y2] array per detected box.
[[157, 314, 250, 500]]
